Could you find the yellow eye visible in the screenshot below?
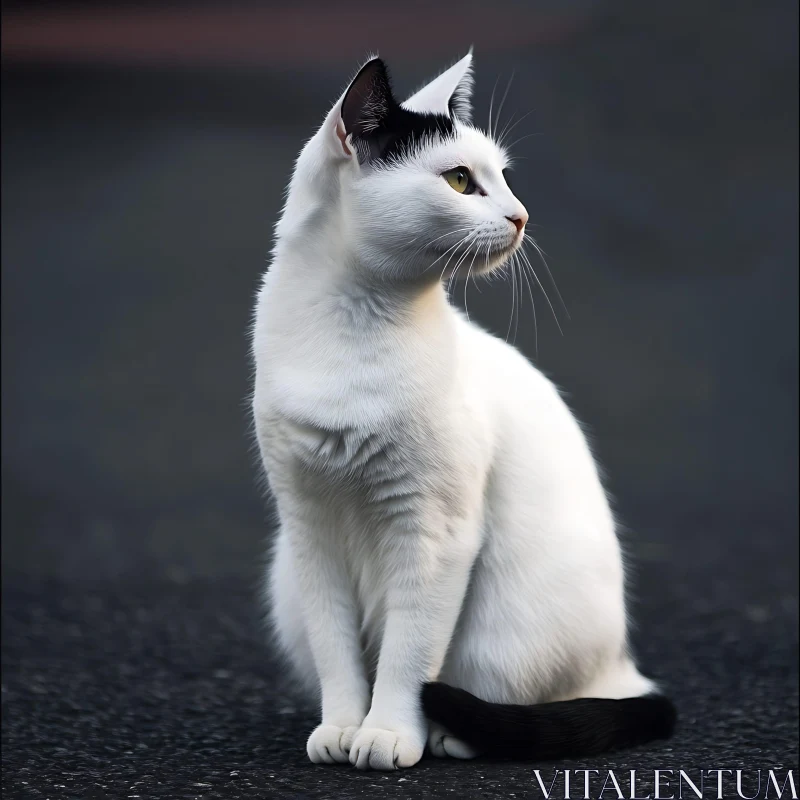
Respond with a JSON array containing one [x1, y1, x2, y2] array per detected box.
[[443, 167, 474, 194]]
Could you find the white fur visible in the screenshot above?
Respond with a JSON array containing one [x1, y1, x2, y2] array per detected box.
[[403, 50, 474, 122], [252, 52, 654, 771]]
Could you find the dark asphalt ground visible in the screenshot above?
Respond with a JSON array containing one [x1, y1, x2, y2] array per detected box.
[[2, 1, 798, 797], [3, 551, 798, 798]]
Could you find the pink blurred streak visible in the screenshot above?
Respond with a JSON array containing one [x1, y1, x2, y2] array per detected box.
[[1, 6, 586, 68]]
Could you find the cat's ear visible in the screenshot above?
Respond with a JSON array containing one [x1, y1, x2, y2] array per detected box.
[[326, 57, 396, 158], [402, 50, 474, 123], [341, 58, 396, 137]]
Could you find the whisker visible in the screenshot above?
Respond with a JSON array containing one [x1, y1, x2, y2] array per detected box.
[[514, 256, 522, 345], [519, 259, 539, 359], [440, 231, 478, 291], [463, 242, 481, 322], [518, 246, 563, 335], [437, 236, 470, 285], [449, 238, 477, 297], [439, 246, 467, 289], [523, 234, 570, 319], [423, 229, 476, 274], [496, 109, 518, 149], [487, 75, 500, 139], [493, 71, 516, 145], [416, 226, 474, 262], [503, 131, 544, 151], [476, 235, 493, 294], [419, 227, 474, 251], [506, 252, 518, 343], [497, 109, 535, 149]]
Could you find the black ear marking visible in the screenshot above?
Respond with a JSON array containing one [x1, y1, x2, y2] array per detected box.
[[341, 58, 396, 139], [339, 58, 457, 165]]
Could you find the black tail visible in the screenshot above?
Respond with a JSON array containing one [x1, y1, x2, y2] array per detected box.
[[422, 682, 676, 760]]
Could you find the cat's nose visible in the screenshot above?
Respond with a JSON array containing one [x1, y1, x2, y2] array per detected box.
[[506, 211, 528, 234]]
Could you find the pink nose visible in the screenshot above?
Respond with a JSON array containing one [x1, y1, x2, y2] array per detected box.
[[506, 212, 528, 234]]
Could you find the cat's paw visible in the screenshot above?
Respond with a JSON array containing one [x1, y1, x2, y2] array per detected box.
[[427, 723, 478, 759], [349, 726, 425, 770], [306, 723, 360, 764]]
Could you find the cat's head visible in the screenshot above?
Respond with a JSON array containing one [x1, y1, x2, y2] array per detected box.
[[286, 51, 527, 285]]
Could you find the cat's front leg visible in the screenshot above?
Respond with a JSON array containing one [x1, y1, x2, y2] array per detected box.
[[350, 515, 481, 770], [280, 500, 371, 764]]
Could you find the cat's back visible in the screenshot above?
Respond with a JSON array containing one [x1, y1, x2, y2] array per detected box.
[[456, 313, 612, 535]]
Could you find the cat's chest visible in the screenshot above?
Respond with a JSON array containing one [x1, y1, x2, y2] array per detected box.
[[262, 402, 485, 526], [254, 284, 491, 511], [269, 413, 438, 493]]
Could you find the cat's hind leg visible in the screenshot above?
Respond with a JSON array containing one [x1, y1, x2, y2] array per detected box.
[[567, 656, 657, 701], [427, 722, 477, 759]]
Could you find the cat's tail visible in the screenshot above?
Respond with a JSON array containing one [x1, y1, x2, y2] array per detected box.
[[421, 682, 676, 760]]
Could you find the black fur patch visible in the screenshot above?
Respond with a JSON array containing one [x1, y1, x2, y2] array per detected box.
[[341, 58, 455, 165], [422, 682, 676, 760]]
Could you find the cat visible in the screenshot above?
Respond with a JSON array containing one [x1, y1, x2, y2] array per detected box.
[[251, 51, 675, 771]]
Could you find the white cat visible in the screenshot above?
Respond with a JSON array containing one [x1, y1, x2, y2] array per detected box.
[[251, 51, 675, 771]]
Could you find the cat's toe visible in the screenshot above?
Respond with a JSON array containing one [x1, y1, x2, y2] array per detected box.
[[428, 724, 478, 759], [307, 724, 359, 764], [349, 727, 424, 770]]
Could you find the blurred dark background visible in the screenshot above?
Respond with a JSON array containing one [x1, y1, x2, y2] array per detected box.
[[2, 0, 796, 583], [1, 1, 798, 795]]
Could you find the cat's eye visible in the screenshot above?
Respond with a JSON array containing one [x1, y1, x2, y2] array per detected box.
[[443, 167, 476, 195]]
